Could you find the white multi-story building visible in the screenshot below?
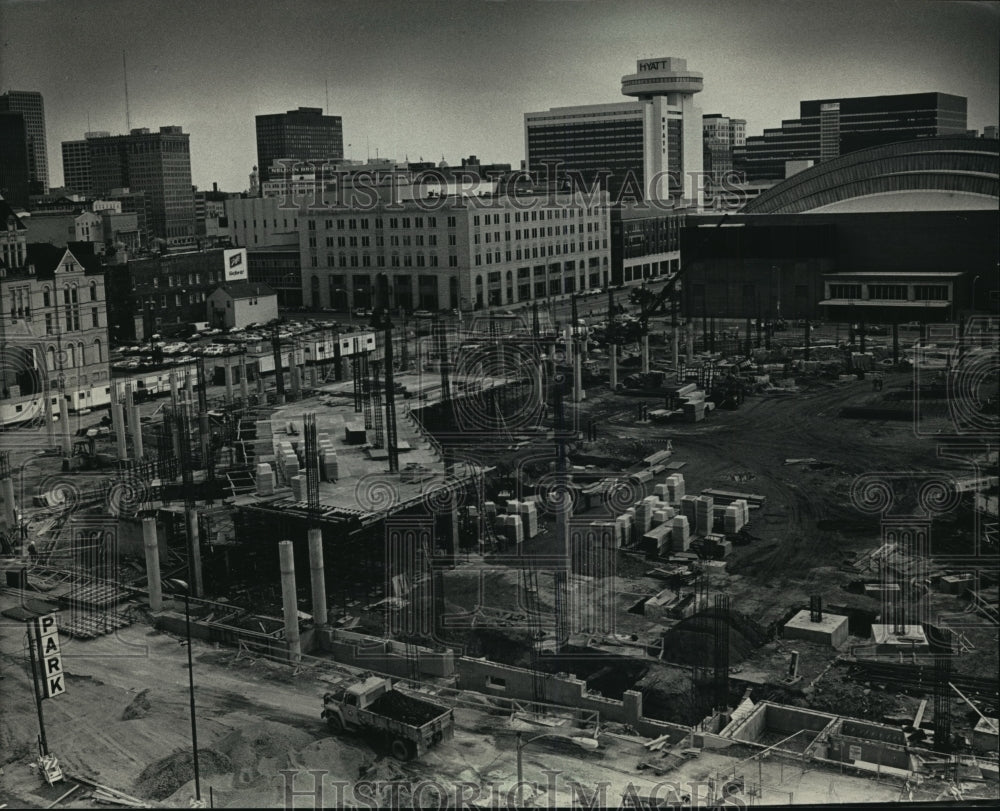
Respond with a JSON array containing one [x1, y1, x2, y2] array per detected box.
[[299, 190, 611, 312], [525, 57, 705, 207]]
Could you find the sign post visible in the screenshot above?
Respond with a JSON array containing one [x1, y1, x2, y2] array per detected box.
[[27, 612, 66, 784]]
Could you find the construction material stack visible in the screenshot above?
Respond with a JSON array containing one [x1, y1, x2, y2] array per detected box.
[[671, 515, 691, 550], [256, 462, 276, 496], [665, 473, 685, 505], [318, 433, 339, 482], [517, 499, 539, 539]]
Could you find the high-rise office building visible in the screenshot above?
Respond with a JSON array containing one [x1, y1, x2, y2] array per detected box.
[[736, 92, 968, 182], [0, 112, 30, 208], [0, 91, 49, 192], [255, 107, 344, 182], [524, 57, 704, 205], [702, 114, 746, 179], [61, 132, 111, 195], [70, 126, 195, 244]]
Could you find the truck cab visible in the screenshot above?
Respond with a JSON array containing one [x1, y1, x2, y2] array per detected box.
[[329, 676, 389, 727]]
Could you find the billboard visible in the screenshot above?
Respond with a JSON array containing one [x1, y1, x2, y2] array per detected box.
[[224, 248, 248, 282]]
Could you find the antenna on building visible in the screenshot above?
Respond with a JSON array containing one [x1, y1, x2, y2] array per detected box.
[[122, 51, 131, 132], [325, 79, 329, 113]]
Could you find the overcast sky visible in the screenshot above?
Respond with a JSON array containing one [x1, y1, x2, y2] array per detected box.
[[2, 0, 997, 191]]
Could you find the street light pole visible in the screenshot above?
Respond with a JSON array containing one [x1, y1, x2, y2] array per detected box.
[[183, 591, 201, 801]]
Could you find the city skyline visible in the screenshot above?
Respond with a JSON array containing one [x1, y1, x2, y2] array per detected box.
[[1, 0, 997, 192]]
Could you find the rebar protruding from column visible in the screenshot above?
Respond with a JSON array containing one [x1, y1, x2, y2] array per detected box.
[[609, 344, 618, 390], [641, 333, 650, 374]]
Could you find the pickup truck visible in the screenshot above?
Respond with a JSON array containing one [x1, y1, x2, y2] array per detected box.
[[321, 676, 454, 760]]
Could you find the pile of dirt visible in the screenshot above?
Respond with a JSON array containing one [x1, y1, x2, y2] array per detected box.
[[662, 610, 767, 666], [121, 688, 152, 720], [134, 749, 232, 800], [213, 720, 317, 787]]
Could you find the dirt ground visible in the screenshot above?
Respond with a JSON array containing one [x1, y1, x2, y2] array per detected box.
[[7, 605, 989, 810]]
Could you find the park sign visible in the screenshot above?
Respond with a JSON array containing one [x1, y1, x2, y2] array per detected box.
[[31, 613, 66, 699]]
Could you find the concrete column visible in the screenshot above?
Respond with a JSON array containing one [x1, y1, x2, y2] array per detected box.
[[60, 398, 73, 455], [641, 334, 650, 374], [124, 384, 134, 410], [308, 528, 327, 628], [279, 540, 302, 663], [686, 320, 694, 363], [185, 371, 195, 405], [609, 344, 618, 390], [131, 405, 144, 459], [142, 517, 163, 611], [186, 507, 204, 598], [573, 342, 584, 402], [170, 413, 182, 459], [290, 362, 301, 399], [1, 477, 16, 530], [169, 372, 179, 407], [672, 328, 680, 378], [239, 355, 249, 402], [224, 358, 234, 403], [199, 412, 210, 469], [112, 400, 128, 460]]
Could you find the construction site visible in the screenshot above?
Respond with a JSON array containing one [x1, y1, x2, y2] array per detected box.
[[1, 273, 998, 809]]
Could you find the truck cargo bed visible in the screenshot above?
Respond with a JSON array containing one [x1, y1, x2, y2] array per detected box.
[[368, 690, 447, 726]]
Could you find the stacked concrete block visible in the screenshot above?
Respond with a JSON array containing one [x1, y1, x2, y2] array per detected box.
[[319, 448, 339, 481], [505, 499, 521, 515], [636, 496, 659, 533], [722, 504, 744, 534], [291, 474, 306, 502], [654, 482, 669, 499], [682, 400, 706, 422], [694, 495, 714, 536], [256, 462, 275, 496], [680, 495, 698, 527], [280, 443, 301, 482], [484, 501, 497, 521], [496, 514, 523, 545], [665, 474, 685, 505], [644, 524, 672, 555], [671, 515, 691, 550], [616, 513, 633, 547], [734, 499, 750, 526], [517, 501, 539, 539]]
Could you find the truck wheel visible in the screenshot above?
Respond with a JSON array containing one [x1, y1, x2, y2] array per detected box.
[[390, 738, 414, 761], [326, 715, 344, 733]]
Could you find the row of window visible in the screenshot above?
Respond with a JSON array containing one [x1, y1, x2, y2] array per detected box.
[[41, 339, 104, 369], [308, 215, 456, 231], [44, 307, 101, 334], [310, 254, 458, 269], [475, 240, 608, 264]]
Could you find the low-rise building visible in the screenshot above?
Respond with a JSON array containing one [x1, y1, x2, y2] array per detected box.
[[104, 247, 229, 343], [207, 281, 278, 330]]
